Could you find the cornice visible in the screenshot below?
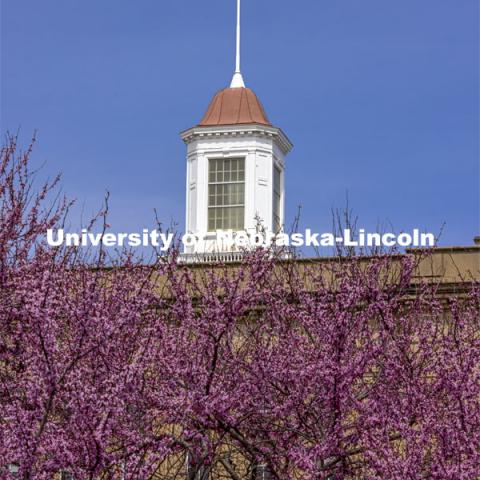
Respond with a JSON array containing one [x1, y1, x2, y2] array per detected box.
[[180, 124, 293, 155]]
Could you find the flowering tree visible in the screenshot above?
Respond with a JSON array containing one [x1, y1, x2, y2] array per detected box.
[[0, 137, 478, 479]]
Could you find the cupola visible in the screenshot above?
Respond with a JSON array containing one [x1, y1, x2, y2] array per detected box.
[[180, 0, 292, 259]]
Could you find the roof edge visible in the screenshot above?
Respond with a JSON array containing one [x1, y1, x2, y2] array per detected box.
[[180, 124, 293, 155]]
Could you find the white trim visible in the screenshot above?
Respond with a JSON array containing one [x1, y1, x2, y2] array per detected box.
[[181, 124, 293, 156]]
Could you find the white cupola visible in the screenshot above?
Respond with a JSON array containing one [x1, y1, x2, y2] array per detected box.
[[180, 0, 293, 257]]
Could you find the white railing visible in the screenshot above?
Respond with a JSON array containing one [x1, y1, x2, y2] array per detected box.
[[178, 249, 292, 265], [179, 251, 245, 264]]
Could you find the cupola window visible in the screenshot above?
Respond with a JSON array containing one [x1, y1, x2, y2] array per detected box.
[[208, 158, 245, 231]]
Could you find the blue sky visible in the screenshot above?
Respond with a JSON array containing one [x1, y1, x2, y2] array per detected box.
[[1, 0, 479, 247]]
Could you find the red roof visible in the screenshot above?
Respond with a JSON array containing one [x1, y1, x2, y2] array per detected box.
[[199, 87, 271, 127]]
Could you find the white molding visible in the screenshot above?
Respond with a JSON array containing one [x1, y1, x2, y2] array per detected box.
[[181, 124, 293, 156]]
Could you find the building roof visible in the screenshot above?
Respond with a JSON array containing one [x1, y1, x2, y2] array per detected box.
[[198, 87, 271, 127]]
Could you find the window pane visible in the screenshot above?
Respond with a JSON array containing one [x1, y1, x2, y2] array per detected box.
[[208, 158, 245, 230]]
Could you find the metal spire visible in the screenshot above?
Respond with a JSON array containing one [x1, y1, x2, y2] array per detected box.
[[230, 0, 245, 88]]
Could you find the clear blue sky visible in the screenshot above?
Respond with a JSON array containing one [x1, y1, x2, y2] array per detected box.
[[1, 0, 479, 246]]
